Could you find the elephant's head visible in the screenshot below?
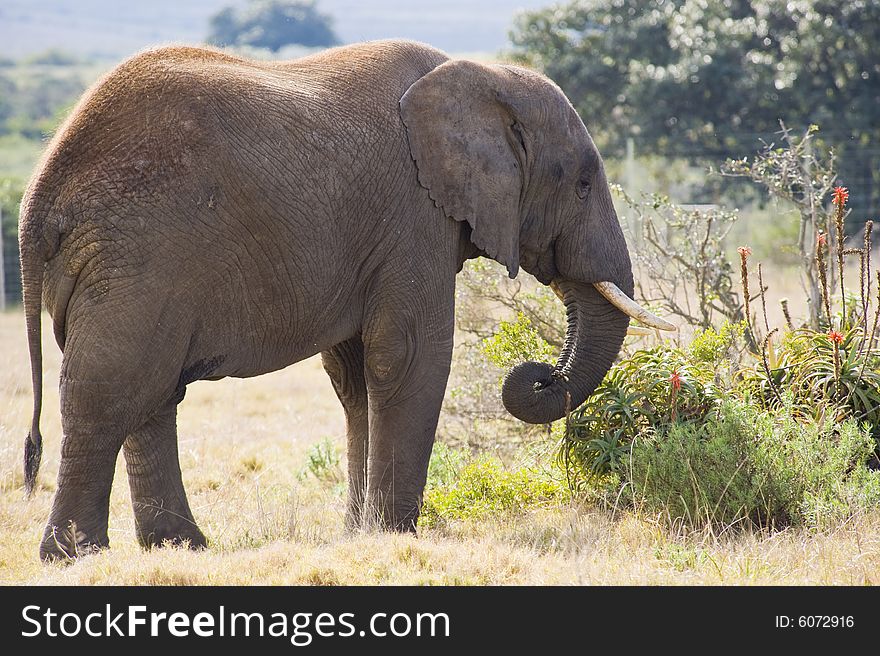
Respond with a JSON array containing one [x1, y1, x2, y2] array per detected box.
[[400, 58, 673, 424]]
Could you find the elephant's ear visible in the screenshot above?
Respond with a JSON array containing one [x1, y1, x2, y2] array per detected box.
[[400, 60, 527, 278]]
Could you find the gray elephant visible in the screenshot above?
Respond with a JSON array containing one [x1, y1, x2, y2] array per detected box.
[[19, 39, 672, 561]]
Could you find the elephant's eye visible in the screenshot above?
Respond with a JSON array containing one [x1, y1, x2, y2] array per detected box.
[[576, 178, 591, 200]]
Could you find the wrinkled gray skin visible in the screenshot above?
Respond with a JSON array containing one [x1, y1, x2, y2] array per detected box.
[[19, 40, 632, 561]]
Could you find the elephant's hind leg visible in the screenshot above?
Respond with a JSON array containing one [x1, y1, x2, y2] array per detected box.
[[123, 400, 206, 550], [39, 378, 133, 562], [320, 337, 369, 529], [39, 292, 195, 561]]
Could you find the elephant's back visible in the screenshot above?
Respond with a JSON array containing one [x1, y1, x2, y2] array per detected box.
[[30, 41, 448, 214]]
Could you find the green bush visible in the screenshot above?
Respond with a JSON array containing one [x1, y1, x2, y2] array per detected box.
[[425, 442, 468, 488], [480, 312, 555, 369], [541, 319, 880, 530], [627, 399, 880, 530], [561, 322, 741, 481], [298, 438, 343, 486], [421, 448, 566, 528], [742, 326, 880, 437]]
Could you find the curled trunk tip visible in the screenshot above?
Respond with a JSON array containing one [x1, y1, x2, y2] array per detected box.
[[501, 281, 629, 424]]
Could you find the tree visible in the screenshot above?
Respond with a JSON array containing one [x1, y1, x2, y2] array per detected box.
[[207, 0, 339, 51], [509, 0, 880, 222]]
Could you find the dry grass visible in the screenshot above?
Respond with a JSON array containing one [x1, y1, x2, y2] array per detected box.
[[1, 309, 879, 585]]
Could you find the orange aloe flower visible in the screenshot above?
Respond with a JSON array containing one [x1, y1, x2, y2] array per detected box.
[[827, 329, 844, 345]]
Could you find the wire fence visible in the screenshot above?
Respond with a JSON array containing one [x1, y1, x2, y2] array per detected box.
[[1, 207, 22, 309], [603, 130, 880, 236]]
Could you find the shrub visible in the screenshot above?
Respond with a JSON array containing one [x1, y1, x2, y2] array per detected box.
[[736, 186, 880, 453], [480, 312, 555, 370], [299, 438, 343, 486], [548, 314, 880, 530], [207, 1, 339, 51], [421, 448, 566, 528], [561, 322, 740, 482], [742, 327, 880, 433], [627, 399, 880, 530]]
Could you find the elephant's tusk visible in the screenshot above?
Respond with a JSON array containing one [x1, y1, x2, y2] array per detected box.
[[626, 326, 654, 336], [592, 281, 677, 331]]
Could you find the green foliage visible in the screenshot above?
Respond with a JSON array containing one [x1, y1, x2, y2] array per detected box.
[[562, 323, 742, 481], [421, 450, 566, 528], [743, 327, 880, 432], [689, 319, 745, 365], [299, 438, 343, 486], [500, 313, 880, 530], [509, 0, 880, 215], [628, 399, 880, 530], [480, 312, 555, 370], [207, 0, 339, 51], [510, 1, 879, 155], [425, 442, 468, 489]]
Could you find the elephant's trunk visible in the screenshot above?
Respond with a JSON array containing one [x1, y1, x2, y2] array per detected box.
[[501, 280, 630, 424]]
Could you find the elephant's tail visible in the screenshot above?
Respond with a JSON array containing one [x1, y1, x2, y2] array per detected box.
[[20, 245, 44, 497]]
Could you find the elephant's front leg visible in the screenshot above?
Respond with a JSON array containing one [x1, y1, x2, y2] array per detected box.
[[123, 400, 207, 549], [362, 300, 454, 532], [320, 337, 369, 529]]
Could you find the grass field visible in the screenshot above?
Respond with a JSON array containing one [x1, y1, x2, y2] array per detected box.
[[1, 308, 880, 585]]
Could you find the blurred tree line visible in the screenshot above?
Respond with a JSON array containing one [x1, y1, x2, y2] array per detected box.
[[207, 0, 339, 51], [509, 0, 880, 224], [0, 53, 87, 141]]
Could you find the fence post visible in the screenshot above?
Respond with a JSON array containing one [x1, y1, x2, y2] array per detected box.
[[624, 137, 642, 247]]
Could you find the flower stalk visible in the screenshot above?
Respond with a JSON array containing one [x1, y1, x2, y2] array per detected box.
[[816, 232, 832, 327], [738, 246, 753, 340], [832, 186, 848, 321]]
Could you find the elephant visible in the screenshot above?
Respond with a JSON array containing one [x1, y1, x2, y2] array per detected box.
[[19, 39, 672, 561]]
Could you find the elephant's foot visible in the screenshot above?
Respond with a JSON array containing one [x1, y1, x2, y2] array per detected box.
[[124, 402, 206, 551], [133, 499, 207, 550], [385, 507, 419, 534], [362, 497, 420, 534], [39, 521, 108, 563], [344, 486, 368, 531]]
